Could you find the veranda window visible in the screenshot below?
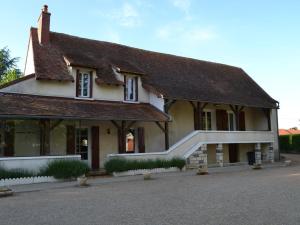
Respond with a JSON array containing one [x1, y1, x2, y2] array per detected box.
[[202, 111, 212, 130]]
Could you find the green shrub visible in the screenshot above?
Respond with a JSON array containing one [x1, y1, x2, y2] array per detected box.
[[0, 167, 35, 179], [104, 157, 186, 174], [291, 135, 300, 152], [40, 160, 90, 179], [279, 135, 291, 152]]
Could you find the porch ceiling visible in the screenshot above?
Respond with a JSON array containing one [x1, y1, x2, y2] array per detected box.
[[0, 92, 169, 122]]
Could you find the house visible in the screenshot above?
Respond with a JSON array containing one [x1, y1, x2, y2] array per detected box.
[[279, 128, 300, 136], [0, 5, 279, 171]]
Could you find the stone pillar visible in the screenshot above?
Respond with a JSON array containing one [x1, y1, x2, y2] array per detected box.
[[197, 144, 208, 175], [216, 144, 223, 167], [268, 143, 274, 163], [254, 143, 262, 166]]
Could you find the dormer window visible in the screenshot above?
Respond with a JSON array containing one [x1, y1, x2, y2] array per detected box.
[[76, 70, 93, 98], [124, 76, 138, 102]]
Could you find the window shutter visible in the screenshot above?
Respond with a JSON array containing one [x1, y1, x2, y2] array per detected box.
[[216, 109, 228, 131], [124, 76, 127, 101], [239, 111, 246, 131], [135, 77, 138, 101], [118, 128, 125, 154], [66, 125, 75, 155], [89, 71, 93, 98], [76, 70, 80, 97], [137, 127, 145, 153], [91, 126, 99, 170]]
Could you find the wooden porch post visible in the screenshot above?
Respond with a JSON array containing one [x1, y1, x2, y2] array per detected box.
[[164, 99, 176, 150], [262, 108, 271, 131], [190, 102, 208, 130], [40, 119, 50, 156], [230, 105, 245, 131]]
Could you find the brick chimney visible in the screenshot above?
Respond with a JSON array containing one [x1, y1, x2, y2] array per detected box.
[[37, 5, 51, 45]]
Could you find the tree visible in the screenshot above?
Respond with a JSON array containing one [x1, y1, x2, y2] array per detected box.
[[0, 47, 22, 84]]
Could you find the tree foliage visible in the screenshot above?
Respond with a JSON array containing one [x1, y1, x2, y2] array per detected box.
[[0, 47, 22, 84]]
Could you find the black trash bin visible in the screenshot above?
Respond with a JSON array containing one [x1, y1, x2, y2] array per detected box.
[[247, 151, 255, 165]]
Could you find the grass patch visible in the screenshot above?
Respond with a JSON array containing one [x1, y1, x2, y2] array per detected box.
[[104, 157, 186, 174]]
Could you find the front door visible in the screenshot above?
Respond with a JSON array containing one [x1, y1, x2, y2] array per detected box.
[[229, 144, 238, 163], [75, 127, 100, 170]]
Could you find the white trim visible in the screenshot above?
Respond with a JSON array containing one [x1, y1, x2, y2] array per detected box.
[[74, 97, 95, 101], [0, 176, 58, 187], [122, 100, 140, 104]]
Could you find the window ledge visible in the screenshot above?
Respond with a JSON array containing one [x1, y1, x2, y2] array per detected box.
[[74, 97, 94, 101], [123, 100, 140, 104]]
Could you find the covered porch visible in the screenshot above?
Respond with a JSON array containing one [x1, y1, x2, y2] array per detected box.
[[0, 92, 169, 170]]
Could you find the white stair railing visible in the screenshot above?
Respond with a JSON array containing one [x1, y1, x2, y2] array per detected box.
[[107, 131, 275, 161]]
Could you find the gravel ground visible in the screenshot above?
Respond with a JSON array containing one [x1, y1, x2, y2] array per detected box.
[[1, 161, 300, 225]]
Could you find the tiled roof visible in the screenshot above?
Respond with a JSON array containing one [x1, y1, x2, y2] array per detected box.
[[30, 28, 278, 108], [279, 129, 300, 136], [0, 92, 169, 122]]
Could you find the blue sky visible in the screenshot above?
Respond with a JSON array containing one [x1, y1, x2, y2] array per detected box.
[[1, 0, 299, 128]]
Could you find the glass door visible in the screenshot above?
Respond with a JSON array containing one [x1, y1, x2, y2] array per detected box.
[[76, 128, 89, 161]]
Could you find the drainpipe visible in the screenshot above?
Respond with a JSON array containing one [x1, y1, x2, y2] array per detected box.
[[275, 107, 280, 161]]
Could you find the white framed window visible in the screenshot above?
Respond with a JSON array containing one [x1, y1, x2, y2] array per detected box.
[[77, 71, 91, 98], [124, 76, 138, 102], [202, 111, 212, 130], [228, 112, 236, 131]]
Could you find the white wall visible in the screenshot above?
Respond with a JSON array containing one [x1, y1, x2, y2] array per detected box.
[[24, 37, 35, 75]]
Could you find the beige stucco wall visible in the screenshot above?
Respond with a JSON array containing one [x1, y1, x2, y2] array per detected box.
[[1, 67, 152, 104], [169, 101, 194, 146]]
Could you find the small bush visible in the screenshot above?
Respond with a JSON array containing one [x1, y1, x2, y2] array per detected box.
[[41, 160, 89, 179], [0, 167, 35, 179], [104, 157, 186, 174]]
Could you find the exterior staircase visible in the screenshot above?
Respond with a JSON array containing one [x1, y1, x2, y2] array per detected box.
[[107, 131, 275, 165]]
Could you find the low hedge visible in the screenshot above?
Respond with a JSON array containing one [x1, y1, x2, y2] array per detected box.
[[40, 160, 90, 179], [0, 167, 35, 179], [292, 135, 300, 153], [279, 135, 291, 152], [104, 157, 186, 174], [280, 134, 300, 153], [0, 160, 90, 180]]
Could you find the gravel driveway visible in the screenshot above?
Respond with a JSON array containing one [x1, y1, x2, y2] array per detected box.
[[1, 162, 300, 225]]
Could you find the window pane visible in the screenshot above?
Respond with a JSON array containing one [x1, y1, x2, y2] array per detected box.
[[229, 113, 234, 131], [76, 128, 88, 160], [83, 74, 89, 97], [125, 77, 137, 101], [202, 112, 206, 130]]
